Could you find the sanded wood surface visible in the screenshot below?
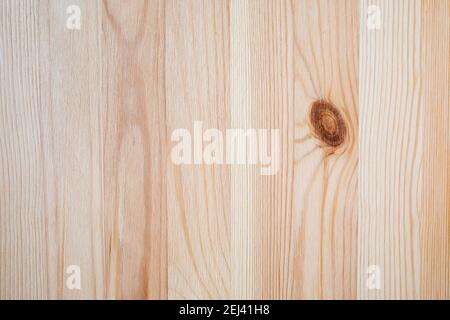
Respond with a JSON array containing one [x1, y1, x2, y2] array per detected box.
[[0, 0, 448, 299], [358, 0, 449, 299]]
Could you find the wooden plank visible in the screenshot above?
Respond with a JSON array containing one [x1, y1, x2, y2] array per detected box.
[[229, 0, 251, 298], [358, 0, 423, 300], [291, 0, 359, 299], [420, 0, 449, 300], [101, 0, 167, 299], [0, 0, 103, 299], [42, 0, 104, 299], [0, 0, 48, 299], [358, 0, 449, 299], [229, 0, 295, 299], [165, 0, 231, 299]]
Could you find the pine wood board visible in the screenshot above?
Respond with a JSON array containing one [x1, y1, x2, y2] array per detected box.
[[0, 0, 448, 299]]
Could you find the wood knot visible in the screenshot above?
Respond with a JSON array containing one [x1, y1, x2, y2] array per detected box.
[[309, 100, 347, 148]]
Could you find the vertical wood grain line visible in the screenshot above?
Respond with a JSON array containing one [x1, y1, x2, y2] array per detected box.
[[230, 0, 255, 299]]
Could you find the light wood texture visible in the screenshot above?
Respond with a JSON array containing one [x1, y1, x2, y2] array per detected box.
[[420, 0, 450, 299], [229, 0, 295, 299], [358, 0, 449, 299], [166, 0, 230, 299], [291, 0, 359, 299], [0, 0, 103, 299], [101, 0, 167, 299], [0, 0, 448, 299]]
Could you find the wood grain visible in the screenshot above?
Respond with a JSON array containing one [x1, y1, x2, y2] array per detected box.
[[166, 0, 230, 299], [0, 0, 448, 300], [0, 0, 48, 299], [229, 0, 294, 299], [358, 0, 449, 299], [291, 0, 359, 299], [101, 0, 167, 299], [419, 0, 449, 299], [0, 0, 104, 299]]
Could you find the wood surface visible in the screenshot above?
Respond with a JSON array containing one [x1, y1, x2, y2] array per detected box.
[[358, 0, 449, 299], [0, 0, 448, 299]]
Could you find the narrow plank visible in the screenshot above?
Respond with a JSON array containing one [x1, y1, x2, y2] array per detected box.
[[291, 0, 359, 299], [166, 0, 231, 299], [101, 0, 167, 299], [359, 0, 449, 299], [420, 0, 449, 300], [0, 0, 103, 299], [41, 0, 104, 299], [358, 0, 423, 299], [229, 0, 295, 299], [0, 0, 48, 299], [229, 0, 252, 299]]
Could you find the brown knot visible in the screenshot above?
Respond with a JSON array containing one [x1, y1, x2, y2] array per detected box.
[[309, 100, 347, 148]]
